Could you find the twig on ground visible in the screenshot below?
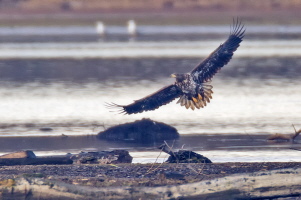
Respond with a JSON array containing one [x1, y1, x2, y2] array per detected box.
[[187, 164, 200, 174], [292, 124, 301, 141], [146, 148, 164, 174], [146, 141, 175, 174]]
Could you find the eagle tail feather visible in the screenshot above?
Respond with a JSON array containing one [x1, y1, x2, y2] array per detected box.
[[178, 82, 214, 110], [193, 100, 201, 109], [185, 99, 190, 109], [190, 101, 195, 110], [198, 100, 204, 108], [177, 95, 184, 104]]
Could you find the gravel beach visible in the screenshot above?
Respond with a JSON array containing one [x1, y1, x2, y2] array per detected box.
[[1, 162, 301, 187]]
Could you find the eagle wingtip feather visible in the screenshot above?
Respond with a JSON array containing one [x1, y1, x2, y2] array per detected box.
[[230, 17, 245, 39], [105, 102, 129, 115]]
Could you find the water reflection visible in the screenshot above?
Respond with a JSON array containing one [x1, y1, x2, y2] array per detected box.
[[0, 57, 300, 137], [0, 57, 300, 83], [1, 25, 301, 43], [0, 76, 300, 136], [1, 41, 301, 58]]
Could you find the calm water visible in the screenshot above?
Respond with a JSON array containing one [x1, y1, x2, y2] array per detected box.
[[0, 24, 301, 43], [2, 25, 301, 35], [0, 57, 300, 136], [0, 24, 300, 162]]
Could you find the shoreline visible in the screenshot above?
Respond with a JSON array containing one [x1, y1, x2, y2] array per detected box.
[[1, 162, 301, 186], [1, 162, 301, 199], [1, 9, 301, 26]]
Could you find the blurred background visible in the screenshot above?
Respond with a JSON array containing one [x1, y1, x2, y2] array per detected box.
[[0, 0, 300, 162]]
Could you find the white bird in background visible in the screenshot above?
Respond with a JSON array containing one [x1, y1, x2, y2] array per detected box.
[[96, 21, 106, 38], [127, 20, 137, 38]]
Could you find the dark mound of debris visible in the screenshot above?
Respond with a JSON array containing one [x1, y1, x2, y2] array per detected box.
[[159, 144, 212, 163], [97, 118, 179, 143], [68, 150, 132, 164]]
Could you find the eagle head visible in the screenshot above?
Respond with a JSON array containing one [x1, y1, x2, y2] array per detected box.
[[171, 73, 186, 82]]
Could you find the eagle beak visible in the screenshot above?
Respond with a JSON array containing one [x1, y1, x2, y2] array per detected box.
[[170, 74, 176, 78]]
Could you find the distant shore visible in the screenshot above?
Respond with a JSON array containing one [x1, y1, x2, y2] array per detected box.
[[1, 9, 301, 26], [2, 0, 301, 13]]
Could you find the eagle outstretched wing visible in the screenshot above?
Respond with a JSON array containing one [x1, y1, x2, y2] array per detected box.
[[107, 19, 245, 114], [191, 19, 245, 83], [106, 84, 182, 114]]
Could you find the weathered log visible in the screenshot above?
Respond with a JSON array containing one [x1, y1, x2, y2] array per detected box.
[[0, 150, 36, 159], [1, 168, 301, 199], [0, 157, 73, 166]]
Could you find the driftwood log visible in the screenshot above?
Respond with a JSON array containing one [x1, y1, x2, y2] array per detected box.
[[0, 150, 132, 166], [0, 151, 73, 166], [1, 168, 300, 199], [0, 157, 73, 166], [0, 150, 73, 166], [0, 150, 36, 159]]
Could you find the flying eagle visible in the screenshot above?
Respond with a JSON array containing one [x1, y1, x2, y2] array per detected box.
[[107, 19, 245, 115]]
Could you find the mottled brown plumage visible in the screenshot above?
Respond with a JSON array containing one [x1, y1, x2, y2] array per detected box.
[[106, 19, 245, 114]]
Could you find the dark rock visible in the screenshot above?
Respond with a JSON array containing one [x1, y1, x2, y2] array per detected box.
[[163, 171, 185, 180], [97, 118, 179, 143], [69, 150, 132, 164], [159, 144, 212, 163], [39, 127, 53, 132]]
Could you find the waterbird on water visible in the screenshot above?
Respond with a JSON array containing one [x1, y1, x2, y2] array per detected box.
[[106, 19, 245, 115], [127, 20, 137, 37], [95, 21, 106, 37]]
